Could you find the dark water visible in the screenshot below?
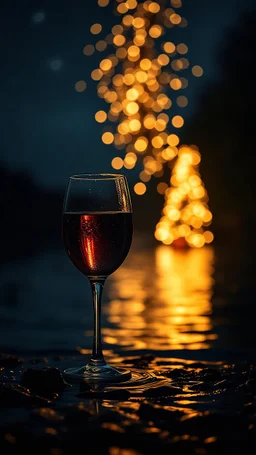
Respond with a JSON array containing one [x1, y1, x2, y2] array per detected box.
[[0, 232, 255, 362], [1, 234, 256, 455]]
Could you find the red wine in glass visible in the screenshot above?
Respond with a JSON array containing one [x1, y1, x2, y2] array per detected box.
[[62, 212, 133, 277]]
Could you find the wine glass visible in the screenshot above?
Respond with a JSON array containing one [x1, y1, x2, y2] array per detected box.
[[62, 174, 133, 383]]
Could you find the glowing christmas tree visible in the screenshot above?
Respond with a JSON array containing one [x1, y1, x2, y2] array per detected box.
[[155, 145, 213, 248]]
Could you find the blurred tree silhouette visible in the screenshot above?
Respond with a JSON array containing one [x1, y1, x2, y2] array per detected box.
[[0, 163, 63, 263], [183, 11, 256, 245]]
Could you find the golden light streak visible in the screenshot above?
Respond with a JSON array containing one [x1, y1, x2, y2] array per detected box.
[[80, 216, 96, 270]]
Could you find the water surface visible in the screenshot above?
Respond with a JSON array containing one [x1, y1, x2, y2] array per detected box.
[[0, 233, 255, 362]]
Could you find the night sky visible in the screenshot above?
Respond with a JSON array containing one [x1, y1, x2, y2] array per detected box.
[[1, 0, 254, 189]]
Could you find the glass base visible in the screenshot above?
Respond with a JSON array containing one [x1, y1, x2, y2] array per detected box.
[[64, 359, 131, 384]]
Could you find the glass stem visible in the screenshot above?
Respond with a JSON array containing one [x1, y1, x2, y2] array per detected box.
[[89, 280, 106, 366]]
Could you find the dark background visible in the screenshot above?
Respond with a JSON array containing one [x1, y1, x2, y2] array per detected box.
[[1, 0, 256, 360], [1, 0, 256, 247]]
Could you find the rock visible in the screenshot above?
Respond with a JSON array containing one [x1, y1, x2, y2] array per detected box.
[[0, 383, 50, 407], [180, 411, 248, 437], [20, 367, 71, 396], [245, 378, 256, 393], [142, 385, 182, 397], [139, 402, 183, 424], [79, 382, 92, 392], [0, 372, 16, 383], [199, 368, 222, 382], [0, 353, 23, 367], [188, 362, 207, 369], [30, 358, 48, 364], [65, 411, 91, 428], [214, 379, 236, 390], [77, 389, 131, 400], [189, 381, 214, 392], [161, 368, 184, 379], [32, 407, 64, 422], [237, 378, 256, 394]]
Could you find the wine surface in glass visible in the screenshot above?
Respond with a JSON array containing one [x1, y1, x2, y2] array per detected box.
[[62, 211, 133, 277]]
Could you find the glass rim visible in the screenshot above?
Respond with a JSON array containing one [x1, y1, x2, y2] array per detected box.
[[69, 173, 125, 181]]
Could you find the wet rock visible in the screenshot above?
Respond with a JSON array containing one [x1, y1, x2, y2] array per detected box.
[[243, 402, 256, 415], [0, 353, 23, 367], [30, 357, 48, 364], [199, 368, 222, 382], [0, 425, 61, 453], [139, 402, 182, 425], [32, 407, 64, 422], [52, 356, 64, 361], [77, 389, 131, 400], [189, 381, 214, 392], [188, 362, 207, 369], [180, 412, 248, 436], [0, 383, 50, 407], [79, 382, 91, 392], [0, 372, 16, 383], [142, 385, 182, 397], [0, 423, 25, 450], [214, 379, 236, 390], [237, 378, 256, 394], [21, 367, 71, 396], [245, 378, 256, 393], [95, 409, 126, 425], [0, 358, 255, 454], [161, 368, 184, 379], [64, 404, 92, 426], [100, 422, 125, 433]]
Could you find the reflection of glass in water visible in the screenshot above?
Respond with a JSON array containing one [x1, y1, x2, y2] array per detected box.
[[104, 244, 217, 351]]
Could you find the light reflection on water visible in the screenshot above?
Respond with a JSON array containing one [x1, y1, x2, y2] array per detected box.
[[103, 244, 217, 352]]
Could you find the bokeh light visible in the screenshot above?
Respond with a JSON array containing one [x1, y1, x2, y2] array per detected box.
[[192, 65, 204, 77], [90, 23, 102, 35], [96, 40, 107, 51], [32, 11, 46, 24], [134, 182, 146, 195], [49, 59, 63, 71], [98, 0, 109, 6], [83, 45, 95, 56], [111, 157, 123, 169], [95, 110, 107, 123], [176, 95, 188, 107], [82, 0, 212, 248], [75, 80, 87, 92], [102, 132, 114, 144]]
